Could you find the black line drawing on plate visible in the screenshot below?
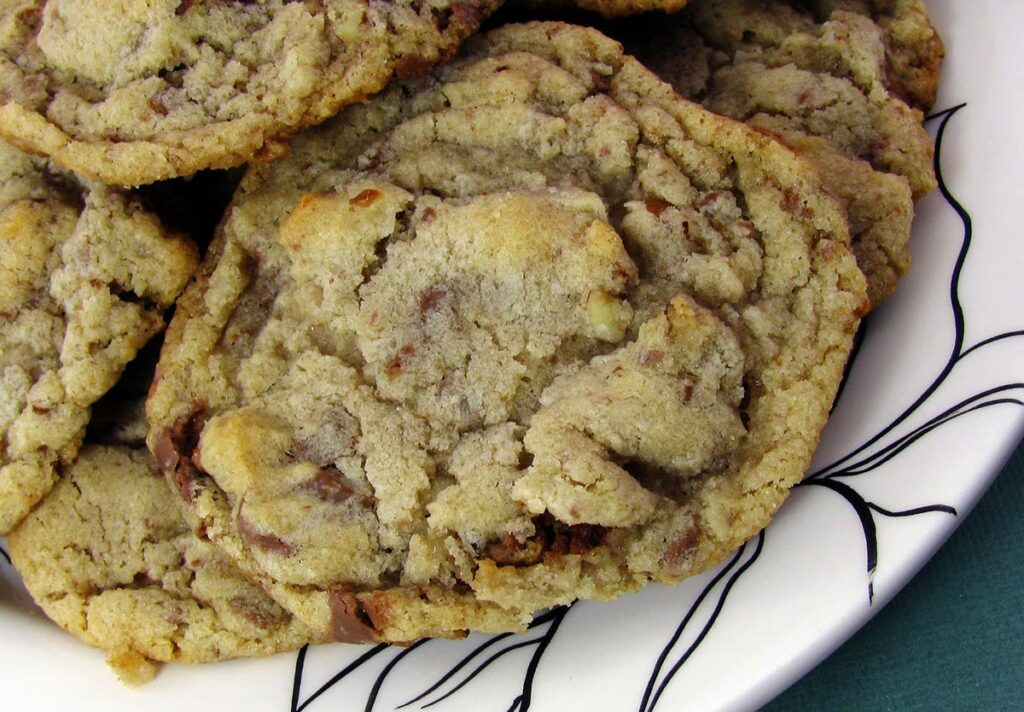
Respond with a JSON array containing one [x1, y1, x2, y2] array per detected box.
[[397, 606, 569, 712], [801, 103, 1024, 602], [0, 546, 10, 565], [290, 608, 569, 712], [638, 533, 765, 712]]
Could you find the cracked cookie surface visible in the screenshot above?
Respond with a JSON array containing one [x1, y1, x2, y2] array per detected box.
[[148, 22, 867, 644], [621, 0, 942, 305], [0, 0, 500, 185], [0, 139, 196, 534], [7, 444, 310, 684]]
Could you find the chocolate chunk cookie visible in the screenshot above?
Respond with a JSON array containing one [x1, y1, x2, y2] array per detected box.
[[7, 444, 310, 684], [621, 0, 941, 304], [0, 139, 196, 534], [0, 0, 501, 186], [148, 22, 868, 644]]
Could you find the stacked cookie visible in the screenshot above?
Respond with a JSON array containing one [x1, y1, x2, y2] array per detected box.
[[0, 0, 941, 684]]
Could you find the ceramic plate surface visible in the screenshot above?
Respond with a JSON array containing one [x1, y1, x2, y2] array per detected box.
[[2, 1, 1022, 709]]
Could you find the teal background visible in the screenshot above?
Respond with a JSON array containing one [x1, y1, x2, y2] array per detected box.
[[764, 437, 1024, 710]]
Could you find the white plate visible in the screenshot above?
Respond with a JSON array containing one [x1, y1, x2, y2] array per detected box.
[[3, 1, 1023, 709]]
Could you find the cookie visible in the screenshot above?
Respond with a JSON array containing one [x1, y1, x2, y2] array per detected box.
[[630, 0, 938, 198], [7, 444, 310, 684], [0, 0, 500, 186], [580, 0, 688, 16], [816, 0, 944, 113], [513, 0, 692, 19], [0, 139, 197, 534], [148, 22, 868, 644], [620, 0, 939, 304]]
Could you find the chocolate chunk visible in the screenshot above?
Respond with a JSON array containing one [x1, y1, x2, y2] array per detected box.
[[219, 252, 282, 353], [148, 95, 169, 116], [549, 523, 607, 556], [236, 511, 294, 556], [678, 379, 694, 404], [297, 467, 357, 504], [132, 571, 157, 587], [151, 405, 208, 502], [661, 526, 699, 567], [781, 190, 814, 220], [448, 2, 484, 33], [386, 344, 416, 378], [483, 532, 544, 567], [483, 515, 609, 568], [151, 431, 179, 474], [644, 197, 671, 217], [590, 69, 612, 93], [418, 285, 447, 318], [393, 56, 432, 80], [228, 596, 282, 630], [328, 589, 381, 643]]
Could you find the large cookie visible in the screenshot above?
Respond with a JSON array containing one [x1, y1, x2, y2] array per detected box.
[[0, 0, 500, 186], [621, 0, 941, 305], [0, 139, 196, 534], [148, 22, 868, 644], [7, 444, 310, 684]]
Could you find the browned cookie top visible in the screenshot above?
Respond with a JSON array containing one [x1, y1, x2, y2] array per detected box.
[[0, 0, 500, 185], [148, 22, 867, 645]]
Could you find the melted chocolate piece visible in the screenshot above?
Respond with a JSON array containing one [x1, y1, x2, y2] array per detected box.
[[236, 511, 294, 556], [418, 285, 447, 318], [543, 516, 608, 556], [644, 196, 671, 217], [483, 532, 544, 567], [482, 514, 609, 567], [297, 467, 359, 504], [349, 188, 381, 207], [660, 526, 699, 567], [152, 405, 208, 502], [328, 589, 381, 643], [228, 596, 281, 630], [218, 251, 282, 353], [393, 55, 433, 80]]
